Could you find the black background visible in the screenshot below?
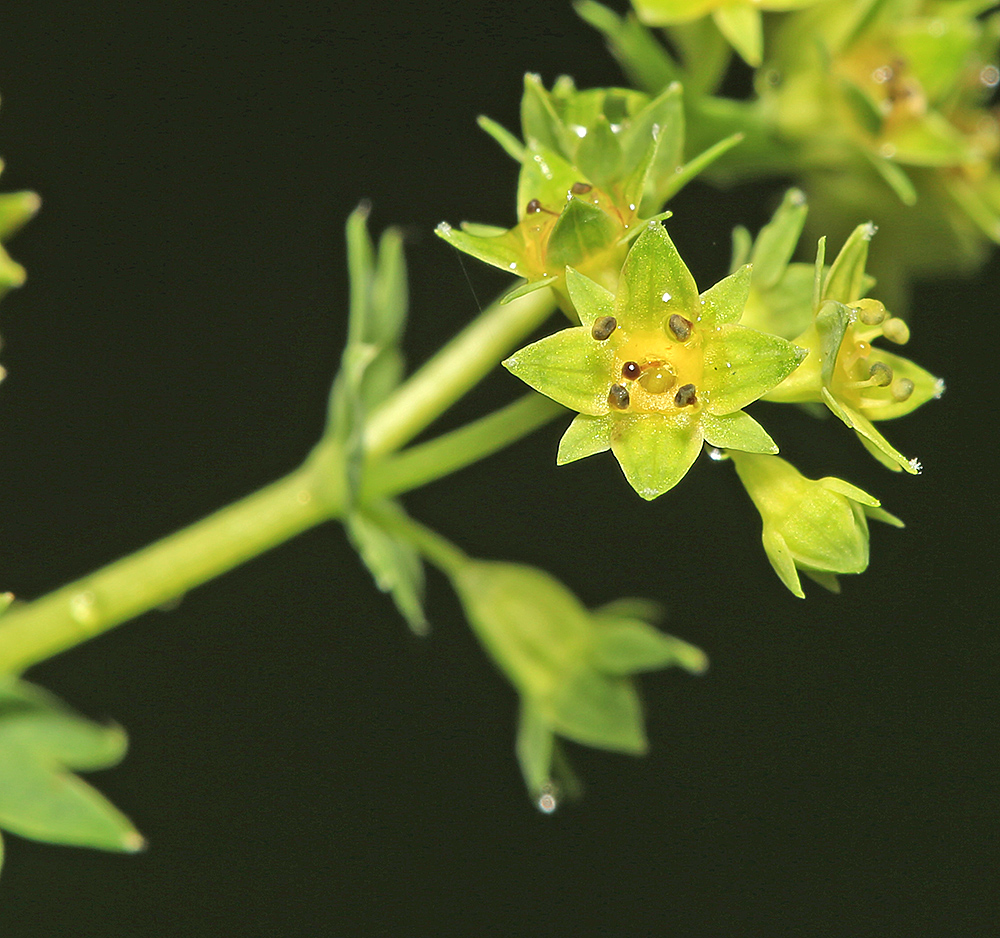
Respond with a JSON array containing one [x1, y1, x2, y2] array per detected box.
[[0, 2, 997, 935]]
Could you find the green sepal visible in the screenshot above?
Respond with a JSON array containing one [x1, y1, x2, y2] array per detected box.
[[0, 190, 40, 241], [761, 527, 806, 598], [346, 501, 428, 635], [591, 619, 708, 675], [516, 702, 555, 797], [476, 114, 525, 163], [712, 4, 763, 66], [698, 263, 752, 326], [702, 324, 806, 414], [575, 115, 624, 188], [452, 562, 648, 754], [822, 222, 876, 304], [503, 326, 614, 416], [610, 412, 703, 500], [615, 221, 699, 328], [556, 413, 613, 464], [821, 388, 920, 473], [701, 410, 778, 454], [0, 678, 144, 854], [574, 1, 684, 95], [750, 189, 808, 290], [565, 265, 616, 323], [546, 196, 622, 271], [660, 132, 744, 204], [516, 143, 581, 219], [500, 275, 560, 305], [521, 74, 579, 158], [814, 301, 852, 386], [434, 221, 522, 274], [890, 111, 973, 168], [862, 148, 918, 207]]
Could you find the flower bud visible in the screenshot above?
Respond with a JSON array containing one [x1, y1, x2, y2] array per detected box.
[[731, 452, 903, 598]]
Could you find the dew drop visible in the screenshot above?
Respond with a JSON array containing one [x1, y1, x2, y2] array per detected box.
[[537, 783, 559, 814], [707, 447, 728, 461], [509, 262, 518, 270], [982, 65, 1000, 88], [661, 291, 672, 303], [872, 65, 894, 84]]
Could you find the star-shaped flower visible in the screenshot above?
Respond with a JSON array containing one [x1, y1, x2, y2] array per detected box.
[[503, 221, 805, 499]]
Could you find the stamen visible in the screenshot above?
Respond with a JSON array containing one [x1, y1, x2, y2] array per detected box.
[[881, 317, 910, 344], [868, 361, 893, 387], [526, 198, 543, 214], [621, 361, 641, 380], [571, 181, 592, 194], [854, 298, 886, 325], [591, 316, 617, 340], [667, 313, 693, 342], [608, 384, 630, 410], [674, 383, 697, 407], [891, 378, 914, 402]]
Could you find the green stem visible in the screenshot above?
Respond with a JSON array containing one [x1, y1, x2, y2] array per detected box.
[[365, 393, 564, 501], [0, 458, 341, 675], [362, 501, 468, 577], [0, 286, 559, 674], [364, 287, 556, 457]]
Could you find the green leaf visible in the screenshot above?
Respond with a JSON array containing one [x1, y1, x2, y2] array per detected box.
[[0, 679, 143, 854], [503, 326, 615, 415], [660, 132, 744, 204], [610, 412, 703, 499], [750, 189, 808, 290], [346, 502, 428, 635], [703, 325, 806, 414], [701, 410, 778, 454], [698, 263, 752, 326], [616, 221, 699, 329], [556, 413, 613, 464]]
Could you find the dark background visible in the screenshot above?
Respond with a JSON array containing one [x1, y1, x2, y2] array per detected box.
[[0, 2, 996, 935]]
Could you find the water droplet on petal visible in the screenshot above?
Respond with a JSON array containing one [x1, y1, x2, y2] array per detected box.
[[537, 783, 559, 814], [661, 292, 672, 302], [982, 65, 1000, 88]]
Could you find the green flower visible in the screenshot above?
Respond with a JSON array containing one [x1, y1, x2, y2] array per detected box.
[[452, 560, 706, 803], [631, 0, 821, 67], [762, 221, 943, 473], [731, 452, 903, 598], [503, 221, 805, 499], [436, 75, 740, 312]]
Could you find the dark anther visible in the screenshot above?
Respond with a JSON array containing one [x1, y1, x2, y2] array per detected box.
[[591, 316, 617, 340], [869, 361, 893, 387], [621, 361, 641, 380], [571, 182, 592, 194], [674, 383, 697, 407], [526, 198, 543, 214], [608, 384, 630, 410], [668, 314, 693, 341]]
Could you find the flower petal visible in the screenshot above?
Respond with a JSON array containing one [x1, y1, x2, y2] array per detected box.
[[610, 412, 703, 500], [504, 328, 615, 415], [698, 263, 752, 327], [703, 324, 806, 414], [615, 221, 699, 329], [565, 265, 616, 324], [761, 526, 805, 599]]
